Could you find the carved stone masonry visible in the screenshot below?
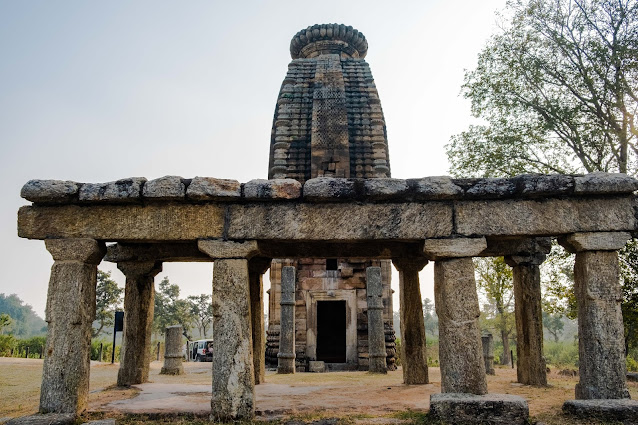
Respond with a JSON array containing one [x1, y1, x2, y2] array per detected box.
[[278, 266, 296, 374], [366, 267, 387, 374]]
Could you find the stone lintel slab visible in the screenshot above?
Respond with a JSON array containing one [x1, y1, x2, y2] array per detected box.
[[558, 232, 632, 253], [226, 202, 453, 240], [455, 197, 636, 236], [105, 242, 209, 262], [480, 237, 552, 258], [429, 393, 529, 425], [423, 237, 487, 260], [562, 399, 638, 423], [198, 240, 260, 259]]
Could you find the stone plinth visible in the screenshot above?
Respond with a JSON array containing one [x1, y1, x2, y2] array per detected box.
[[430, 393, 529, 425], [160, 325, 184, 375], [40, 238, 105, 415], [393, 258, 429, 384], [309, 361, 326, 373], [563, 399, 638, 423], [435, 258, 487, 394], [278, 266, 296, 374], [366, 267, 387, 374]]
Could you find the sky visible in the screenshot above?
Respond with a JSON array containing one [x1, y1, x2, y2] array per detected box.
[[0, 0, 508, 318]]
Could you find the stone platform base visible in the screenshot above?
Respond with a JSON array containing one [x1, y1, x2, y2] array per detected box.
[[563, 399, 638, 424], [429, 393, 529, 425]]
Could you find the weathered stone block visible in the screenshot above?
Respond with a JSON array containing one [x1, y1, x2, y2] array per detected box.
[[455, 198, 635, 236], [515, 174, 574, 197], [244, 179, 301, 200], [186, 177, 241, 201], [429, 393, 529, 425], [308, 360, 325, 372], [559, 232, 631, 252], [160, 325, 184, 375], [363, 178, 408, 200], [464, 178, 516, 199], [198, 240, 259, 259], [142, 176, 185, 200], [574, 172, 638, 195], [303, 177, 356, 201], [21, 180, 79, 204], [79, 178, 146, 203], [563, 399, 638, 423], [6, 414, 75, 425], [423, 237, 487, 260], [407, 176, 463, 200]]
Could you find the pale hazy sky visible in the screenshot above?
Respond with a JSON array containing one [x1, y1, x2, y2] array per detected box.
[[0, 0, 508, 317]]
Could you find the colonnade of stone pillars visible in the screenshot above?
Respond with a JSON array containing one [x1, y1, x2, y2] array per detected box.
[[278, 266, 296, 374], [506, 253, 547, 386], [392, 258, 429, 384], [198, 240, 259, 421], [249, 258, 271, 384], [40, 238, 106, 414], [559, 232, 631, 400], [117, 260, 162, 386], [366, 267, 387, 374]]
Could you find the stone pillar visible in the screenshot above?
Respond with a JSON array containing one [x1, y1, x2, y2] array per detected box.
[[366, 266, 387, 374], [40, 238, 106, 414], [199, 240, 258, 421], [505, 252, 547, 386], [392, 257, 428, 384], [560, 232, 631, 400], [425, 237, 488, 395], [278, 266, 296, 374], [249, 258, 271, 384], [160, 325, 184, 375], [117, 260, 162, 386], [482, 334, 495, 375]]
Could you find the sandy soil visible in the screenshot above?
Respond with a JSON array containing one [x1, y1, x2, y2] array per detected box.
[[2, 358, 637, 424]]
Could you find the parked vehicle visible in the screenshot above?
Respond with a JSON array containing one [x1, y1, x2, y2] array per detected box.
[[189, 339, 213, 362]]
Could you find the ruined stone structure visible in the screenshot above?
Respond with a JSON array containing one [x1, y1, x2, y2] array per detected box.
[[265, 24, 396, 372], [17, 23, 637, 424]]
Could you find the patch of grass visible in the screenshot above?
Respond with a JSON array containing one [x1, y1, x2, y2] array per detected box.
[[390, 410, 439, 425]]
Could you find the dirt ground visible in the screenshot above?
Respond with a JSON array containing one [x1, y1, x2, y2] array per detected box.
[[1, 358, 637, 424]]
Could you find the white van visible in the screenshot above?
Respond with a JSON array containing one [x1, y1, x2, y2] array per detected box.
[[189, 339, 213, 362]]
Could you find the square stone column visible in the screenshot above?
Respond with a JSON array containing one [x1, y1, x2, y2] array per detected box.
[[560, 232, 631, 400], [426, 238, 488, 395], [117, 260, 162, 386], [278, 266, 296, 374], [392, 257, 428, 384], [40, 238, 106, 414], [366, 266, 387, 374], [249, 258, 271, 384], [199, 240, 259, 421], [505, 253, 547, 386]]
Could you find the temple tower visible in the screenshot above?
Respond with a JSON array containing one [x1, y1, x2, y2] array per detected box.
[[266, 24, 396, 371]]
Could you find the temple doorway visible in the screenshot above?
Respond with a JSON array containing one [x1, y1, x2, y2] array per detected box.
[[316, 300, 347, 363]]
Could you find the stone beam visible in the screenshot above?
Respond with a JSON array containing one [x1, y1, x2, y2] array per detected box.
[[559, 232, 631, 253], [480, 237, 552, 258], [423, 237, 487, 260], [105, 242, 209, 262]]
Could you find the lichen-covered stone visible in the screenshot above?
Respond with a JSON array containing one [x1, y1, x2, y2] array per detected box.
[[423, 238, 487, 260], [6, 414, 76, 425], [244, 179, 301, 200], [430, 393, 529, 425], [559, 232, 631, 252], [464, 178, 516, 199], [574, 172, 638, 194], [142, 176, 185, 200], [363, 178, 408, 200], [21, 180, 79, 203], [435, 258, 487, 394], [563, 399, 638, 423], [303, 177, 356, 201], [408, 176, 463, 200], [514, 174, 574, 197], [186, 177, 241, 201], [79, 178, 146, 203]]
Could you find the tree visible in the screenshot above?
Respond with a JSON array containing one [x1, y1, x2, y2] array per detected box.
[[0, 294, 47, 337], [188, 294, 213, 338], [542, 311, 565, 342], [0, 313, 11, 335], [153, 277, 193, 337], [619, 239, 638, 353], [422, 298, 439, 337], [447, 0, 638, 178], [93, 270, 123, 338], [475, 257, 515, 365]]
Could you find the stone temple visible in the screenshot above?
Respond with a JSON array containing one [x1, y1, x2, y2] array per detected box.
[[265, 23, 397, 372], [16, 23, 638, 424]]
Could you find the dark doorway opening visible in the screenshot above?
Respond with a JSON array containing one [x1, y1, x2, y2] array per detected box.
[[317, 300, 346, 363]]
